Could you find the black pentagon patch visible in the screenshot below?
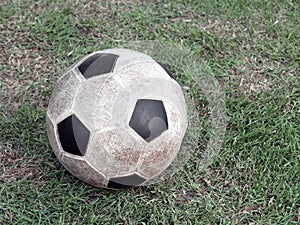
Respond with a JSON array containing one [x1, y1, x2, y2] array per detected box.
[[156, 61, 176, 80], [57, 114, 90, 156], [107, 173, 146, 189], [129, 99, 168, 142], [78, 53, 119, 78]]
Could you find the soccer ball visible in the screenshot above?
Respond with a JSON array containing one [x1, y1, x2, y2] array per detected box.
[[46, 48, 187, 189]]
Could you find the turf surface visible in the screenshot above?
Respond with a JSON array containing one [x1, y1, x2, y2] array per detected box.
[[0, 0, 299, 224]]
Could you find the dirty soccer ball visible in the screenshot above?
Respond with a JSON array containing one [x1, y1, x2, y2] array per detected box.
[[46, 48, 187, 189]]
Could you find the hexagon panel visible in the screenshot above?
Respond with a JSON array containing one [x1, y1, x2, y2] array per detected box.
[[129, 99, 168, 142], [78, 53, 119, 78], [47, 71, 80, 120], [46, 114, 61, 158], [61, 153, 107, 187], [57, 114, 90, 156], [85, 128, 144, 177], [107, 173, 146, 189], [138, 131, 183, 178]]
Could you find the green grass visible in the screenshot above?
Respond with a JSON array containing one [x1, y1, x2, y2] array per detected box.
[[0, 0, 299, 224]]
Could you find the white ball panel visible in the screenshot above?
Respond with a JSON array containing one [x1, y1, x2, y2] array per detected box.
[[46, 113, 61, 158], [47, 70, 80, 121], [85, 128, 144, 177], [60, 153, 107, 187], [137, 130, 183, 178], [113, 61, 172, 88], [164, 101, 188, 136], [93, 77, 129, 131], [73, 74, 110, 131], [73, 75, 129, 131], [111, 94, 132, 129]]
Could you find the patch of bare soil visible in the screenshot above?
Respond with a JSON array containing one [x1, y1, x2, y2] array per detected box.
[[0, 143, 42, 185], [0, 22, 53, 115]]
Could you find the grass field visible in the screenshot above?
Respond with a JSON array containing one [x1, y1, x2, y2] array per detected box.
[[0, 0, 299, 224]]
